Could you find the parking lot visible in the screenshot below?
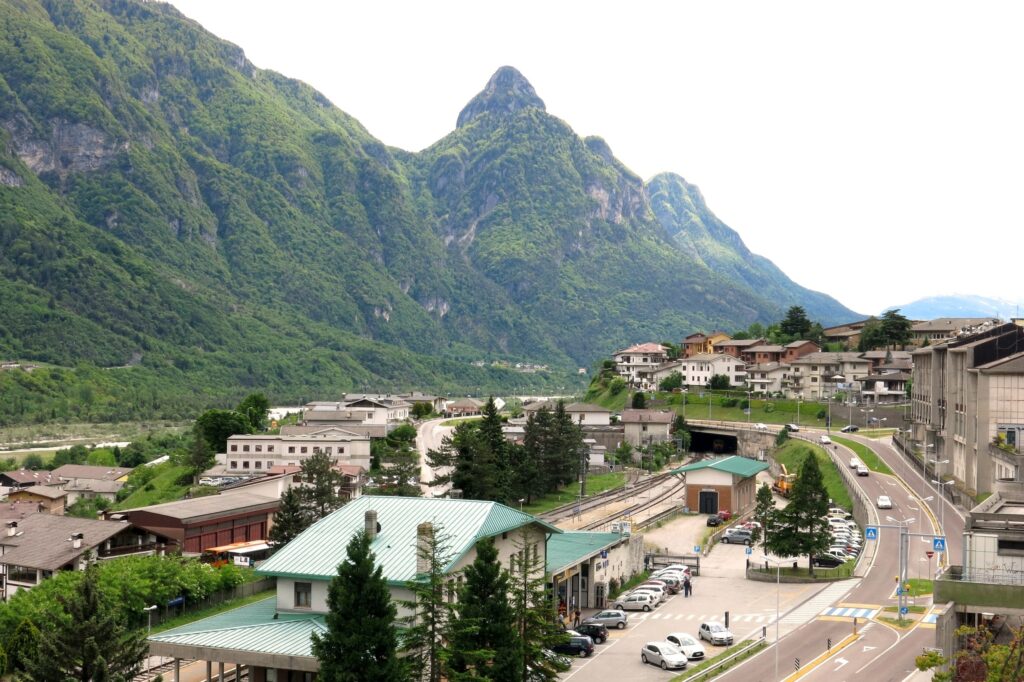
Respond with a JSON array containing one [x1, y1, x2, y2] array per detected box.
[[560, 508, 825, 681]]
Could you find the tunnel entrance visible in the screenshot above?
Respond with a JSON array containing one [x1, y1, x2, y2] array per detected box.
[[688, 430, 738, 455]]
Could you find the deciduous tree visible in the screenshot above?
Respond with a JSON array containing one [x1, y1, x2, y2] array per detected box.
[[236, 392, 270, 432]]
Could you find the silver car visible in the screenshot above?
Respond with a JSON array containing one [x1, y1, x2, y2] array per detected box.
[[641, 642, 688, 670], [583, 609, 628, 630]]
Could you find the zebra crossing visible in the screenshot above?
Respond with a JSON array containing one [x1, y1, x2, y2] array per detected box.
[[821, 605, 878, 619], [631, 610, 778, 624], [780, 579, 859, 624]]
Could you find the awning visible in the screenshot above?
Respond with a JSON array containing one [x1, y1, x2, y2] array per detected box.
[[229, 542, 271, 555], [204, 540, 271, 555]]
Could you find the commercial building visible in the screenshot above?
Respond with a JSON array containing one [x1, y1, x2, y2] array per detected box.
[[672, 456, 768, 516]]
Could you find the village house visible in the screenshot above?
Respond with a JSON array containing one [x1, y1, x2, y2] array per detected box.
[[7, 485, 67, 515], [223, 428, 371, 474], [671, 353, 746, 389], [785, 352, 872, 401], [715, 338, 764, 358], [682, 332, 731, 358], [445, 397, 485, 417], [740, 344, 787, 366], [782, 339, 820, 363], [746, 362, 790, 395], [621, 409, 674, 447], [613, 343, 669, 389]]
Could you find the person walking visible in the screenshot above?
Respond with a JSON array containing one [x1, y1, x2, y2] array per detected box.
[[683, 576, 692, 597], [573, 608, 581, 628]]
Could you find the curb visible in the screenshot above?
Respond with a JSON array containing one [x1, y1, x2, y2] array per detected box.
[[781, 631, 859, 681]]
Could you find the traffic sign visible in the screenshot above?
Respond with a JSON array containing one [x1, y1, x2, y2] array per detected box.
[[896, 586, 903, 596], [900, 606, 909, 615], [933, 536, 947, 552], [694, 545, 701, 553], [865, 526, 879, 540], [926, 551, 934, 559], [745, 546, 752, 555]]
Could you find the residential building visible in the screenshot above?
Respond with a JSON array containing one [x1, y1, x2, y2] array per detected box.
[[341, 394, 412, 422], [0, 515, 170, 600], [782, 340, 820, 363], [613, 343, 669, 389], [911, 318, 1001, 346], [672, 456, 769, 516], [856, 372, 911, 405], [565, 403, 612, 426], [445, 397, 485, 417], [822, 320, 870, 350], [859, 350, 914, 373], [746, 362, 790, 395], [911, 323, 1024, 496], [46, 464, 133, 505], [224, 428, 371, 474], [667, 353, 746, 388], [7, 486, 66, 515], [398, 392, 446, 415], [740, 345, 786, 366], [108, 491, 280, 555], [716, 338, 764, 358], [0, 469, 59, 495], [621, 409, 674, 447], [147, 497, 561, 679], [682, 332, 730, 358], [289, 401, 388, 438], [786, 352, 872, 401]]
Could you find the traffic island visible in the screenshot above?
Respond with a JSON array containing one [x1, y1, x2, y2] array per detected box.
[[671, 638, 768, 681]]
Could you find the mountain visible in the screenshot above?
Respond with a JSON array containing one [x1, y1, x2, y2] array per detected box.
[[888, 295, 1024, 320], [0, 1, 856, 423]]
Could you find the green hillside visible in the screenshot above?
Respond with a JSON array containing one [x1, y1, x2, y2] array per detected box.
[[0, 0, 857, 423]]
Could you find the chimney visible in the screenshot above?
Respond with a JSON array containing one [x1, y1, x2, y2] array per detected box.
[[6, 521, 16, 537], [364, 509, 379, 541], [416, 522, 434, 575], [71, 532, 83, 549]]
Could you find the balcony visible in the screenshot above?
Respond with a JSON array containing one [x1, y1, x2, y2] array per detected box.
[[935, 565, 1024, 612]]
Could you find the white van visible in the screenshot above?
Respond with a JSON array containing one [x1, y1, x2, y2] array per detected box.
[[614, 592, 656, 612], [849, 457, 861, 469]]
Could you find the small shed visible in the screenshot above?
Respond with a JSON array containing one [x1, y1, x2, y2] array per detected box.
[[672, 456, 769, 516]]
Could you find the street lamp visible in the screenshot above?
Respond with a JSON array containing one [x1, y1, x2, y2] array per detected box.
[[932, 479, 954, 536], [796, 394, 802, 426], [143, 605, 157, 673], [886, 515, 915, 620], [860, 408, 874, 428]]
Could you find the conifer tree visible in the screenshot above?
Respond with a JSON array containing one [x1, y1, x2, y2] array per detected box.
[[268, 487, 309, 552], [768, 451, 831, 574], [300, 450, 342, 519], [22, 564, 148, 681], [400, 524, 455, 682], [450, 537, 523, 682], [509, 530, 567, 681], [751, 482, 776, 551], [312, 531, 405, 681]]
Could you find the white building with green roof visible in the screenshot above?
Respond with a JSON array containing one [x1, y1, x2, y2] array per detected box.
[[148, 496, 561, 680], [672, 455, 769, 516]]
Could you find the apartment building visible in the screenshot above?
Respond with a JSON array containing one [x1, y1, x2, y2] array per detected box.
[[786, 352, 872, 400], [225, 428, 371, 474], [613, 343, 669, 389], [682, 332, 730, 358], [911, 322, 1024, 496]]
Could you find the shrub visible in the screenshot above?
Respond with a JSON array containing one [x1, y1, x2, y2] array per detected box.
[[609, 377, 626, 395]]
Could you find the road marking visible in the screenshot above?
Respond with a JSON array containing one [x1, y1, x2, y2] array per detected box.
[[783, 632, 859, 681], [821, 606, 879, 619], [780, 580, 860, 625], [862, 645, 876, 652], [835, 657, 849, 670]]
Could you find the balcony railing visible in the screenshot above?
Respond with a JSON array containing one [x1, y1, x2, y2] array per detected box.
[[935, 565, 1024, 610]]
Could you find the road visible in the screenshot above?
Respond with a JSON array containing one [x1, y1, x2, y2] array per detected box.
[[415, 417, 463, 497]]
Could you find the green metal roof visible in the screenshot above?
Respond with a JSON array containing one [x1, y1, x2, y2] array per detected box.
[[546, 532, 623, 575], [258, 496, 561, 584], [671, 455, 769, 479], [148, 598, 324, 658]]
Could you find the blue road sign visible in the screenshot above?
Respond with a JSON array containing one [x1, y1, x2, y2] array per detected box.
[[865, 526, 879, 540], [900, 606, 909, 615], [745, 546, 753, 555], [896, 586, 903, 596], [693, 545, 701, 553], [933, 536, 947, 552]]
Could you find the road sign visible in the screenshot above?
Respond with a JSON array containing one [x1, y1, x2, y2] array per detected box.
[[900, 606, 909, 615], [745, 546, 752, 555], [865, 526, 879, 540], [896, 586, 903, 595], [933, 536, 947, 552], [926, 551, 934, 559], [694, 545, 701, 553]]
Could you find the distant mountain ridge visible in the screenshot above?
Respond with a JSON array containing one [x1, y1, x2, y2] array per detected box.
[[888, 295, 1024, 320], [0, 1, 856, 420]]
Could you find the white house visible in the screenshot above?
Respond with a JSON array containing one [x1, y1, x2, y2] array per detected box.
[[565, 403, 612, 426], [613, 343, 669, 389], [225, 427, 371, 474]]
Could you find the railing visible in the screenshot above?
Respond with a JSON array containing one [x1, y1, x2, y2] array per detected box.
[[935, 566, 1024, 610]]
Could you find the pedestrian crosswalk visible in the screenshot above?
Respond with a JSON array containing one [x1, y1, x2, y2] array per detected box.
[[821, 606, 878, 619], [922, 613, 938, 624], [780, 579, 859, 625], [632, 611, 778, 624]]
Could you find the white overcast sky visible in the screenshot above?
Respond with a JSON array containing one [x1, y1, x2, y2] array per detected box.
[[168, 0, 1023, 316]]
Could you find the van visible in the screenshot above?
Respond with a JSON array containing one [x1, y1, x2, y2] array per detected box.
[[614, 592, 656, 612], [849, 457, 861, 469]]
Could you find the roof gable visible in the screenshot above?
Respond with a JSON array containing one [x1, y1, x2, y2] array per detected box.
[[672, 455, 769, 479]]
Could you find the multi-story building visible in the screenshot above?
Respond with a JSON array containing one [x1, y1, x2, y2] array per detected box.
[[786, 352, 872, 401], [653, 354, 746, 389], [856, 371, 911, 405], [682, 332, 730, 358], [612, 343, 669, 389], [621, 409, 674, 447], [225, 428, 371, 474], [911, 322, 1024, 496], [910, 318, 1001, 347], [716, 338, 764, 358], [746, 362, 790, 395]]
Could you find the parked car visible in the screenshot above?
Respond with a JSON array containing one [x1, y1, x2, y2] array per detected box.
[[573, 623, 608, 644], [819, 435, 832, 445], [641, 578, 678, 594], [630, 585, 666, 604], [583, 609, 628, 630], [717, 510, 733, 521], [614, 592, 656, 612], [641, 642, 688, 670], [841, 425, 859, 433], [856, 465, 869, 476], [720, 529, 753, 545], [812, 553, 847, 568], [706, 514, 723, 527], [665, 632, 707, 660], [698, 622, 734, 646], [784, 423, 800, 432], [552, 635, 594, 658], [876, 495, 893, 509]]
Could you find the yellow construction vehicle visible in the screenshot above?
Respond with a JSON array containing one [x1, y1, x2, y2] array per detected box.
[[772, 463, 797, 498]]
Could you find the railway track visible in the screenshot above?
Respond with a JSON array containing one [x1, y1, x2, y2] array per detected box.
[[578, 476, 687, 531], [539, 470, 675, 524]]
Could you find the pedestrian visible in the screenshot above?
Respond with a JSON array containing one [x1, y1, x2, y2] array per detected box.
[[573, 608, 581, 628], [683, 576, 692, 597]]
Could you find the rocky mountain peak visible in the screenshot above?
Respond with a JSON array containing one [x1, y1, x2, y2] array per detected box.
[[456, 66, 546, 128]]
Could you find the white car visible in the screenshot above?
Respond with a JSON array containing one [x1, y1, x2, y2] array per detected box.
[[876, 495, 893, 509], [614, 592, 656, 611], [856, 465, 869, 476], [819, 435, 832, 445], [641, 642, 688, 670], [698, 622, 734, 646], [630, 586, 666, 604], [665, 632, 706, 660]]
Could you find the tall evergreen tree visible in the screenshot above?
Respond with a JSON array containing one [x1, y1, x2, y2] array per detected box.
[[268, 487, 309, 552], [880, 309, 913, 349], [7, 617, 40, 674], [400, 524, 455, 682], [767, 451, 831, 574], [300, 450, 342, 520], [779, 305, 812, 340], [450, 537, 523, 682], [312, 532, 405, 681], [522, 407, 553, 495], [549, 401, 584, 490], [751, 482, 776, 551], [478, 397, 512, 502], [22, 564, 148, 682], [509, 530, 567, 682]]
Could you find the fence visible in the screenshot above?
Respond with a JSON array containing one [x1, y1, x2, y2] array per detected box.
[[145, 577, 276, 629]]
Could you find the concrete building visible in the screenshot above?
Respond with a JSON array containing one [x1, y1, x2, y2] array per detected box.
[[621, 409, 674, 447], [225, 428, 371, 474], [740, 345, 786, 366], [856, 372, 911, 405], [911, 318, 1001, 347], [672, 456, 769, 516], [673, 353, 746, 388], [147, 497, 560, 681], [782, 340, 820, 363], [565, 403, 612, 426], [911, 323, 1024, 496], [746, 362, 790, 395], [547, 531, 644, 611], [613, 343, 669, 389], [289, 401, 389, 438], [682, 332, 730, 358], [786, 352, 872, 401]]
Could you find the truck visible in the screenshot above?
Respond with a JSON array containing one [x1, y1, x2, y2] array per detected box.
[[772, 464, 797, 498]]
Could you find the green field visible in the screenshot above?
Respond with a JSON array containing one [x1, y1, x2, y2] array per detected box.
[[773, 440, 853, 509], [646, 392, 849, 430], [832, 436, 893, 475], [521, 472, 626, 515]]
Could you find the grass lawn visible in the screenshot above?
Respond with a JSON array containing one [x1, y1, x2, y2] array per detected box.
[[773, 440, 853, 509], [673, 640, 768, 681], [858, 428, 898, 438], [878, 616, 914, 629], [584, 386, 629, 411], [113, 464, 192, 509], [661, 394, 845, 429], [521, 472, 626, 515], [906, 578, 933, 596], [832, 436, 894, 475], [883, 605, 927, 614], [440, 416, 481, 427], [748, 559, 856, 579], [151, 589, 276, 634]]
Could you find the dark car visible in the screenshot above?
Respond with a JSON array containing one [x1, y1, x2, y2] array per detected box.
[[574, 623, 609, 644], [706, 514, 722, 527], [552, 635, 595, 658], [812, 554, 846, 568], [840, 425, 859, 433]]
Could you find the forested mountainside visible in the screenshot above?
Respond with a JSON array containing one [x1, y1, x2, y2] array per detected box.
[[0, 0, 856, 422]]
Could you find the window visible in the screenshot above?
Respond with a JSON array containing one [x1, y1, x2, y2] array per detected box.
[[230, 461, 238, 469], [268, 445, 275, 452], [266, 461, 274, 468], [255, 445, 262, 452], [301, 447, 308, 454], [242, 445, 250, 452], [255, 461, 262, 469], [339, 447, 345, 454], [230, 445, 238, 452], [294, 582, 312, 608], [242, 461, 250, 469], [7, 565, 37, 584], [288, 447, 296, 454]]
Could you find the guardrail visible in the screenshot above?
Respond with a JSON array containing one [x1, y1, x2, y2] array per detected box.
[[674, 636, 766, 681]]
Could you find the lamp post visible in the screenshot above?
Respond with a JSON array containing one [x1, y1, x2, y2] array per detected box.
[[887, 515, 915, 622], [827, 375, 844, 434], [796, 395, 802, 427], [747, 389, 752, 424], [143, 604, 157, 673], [860, 408, 874, 428], [932, 479, 954, 536]]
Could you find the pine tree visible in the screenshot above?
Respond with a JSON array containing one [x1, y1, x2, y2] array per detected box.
[[400, 524, 455, 682], [312, 531, 405, 681], [23, 564, 148, 681], [450, 537, 523, 682], [268, 487, 309, 552], [509, 530, 566, 682], [549, 401, 584, 490], [770, 451, 831, 574], [300, 450, 342, 520], [523, 407, 553, 494], [478, 397, 512, 502], [752, 482, 776, 551], [7, 617, 40, 674]]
